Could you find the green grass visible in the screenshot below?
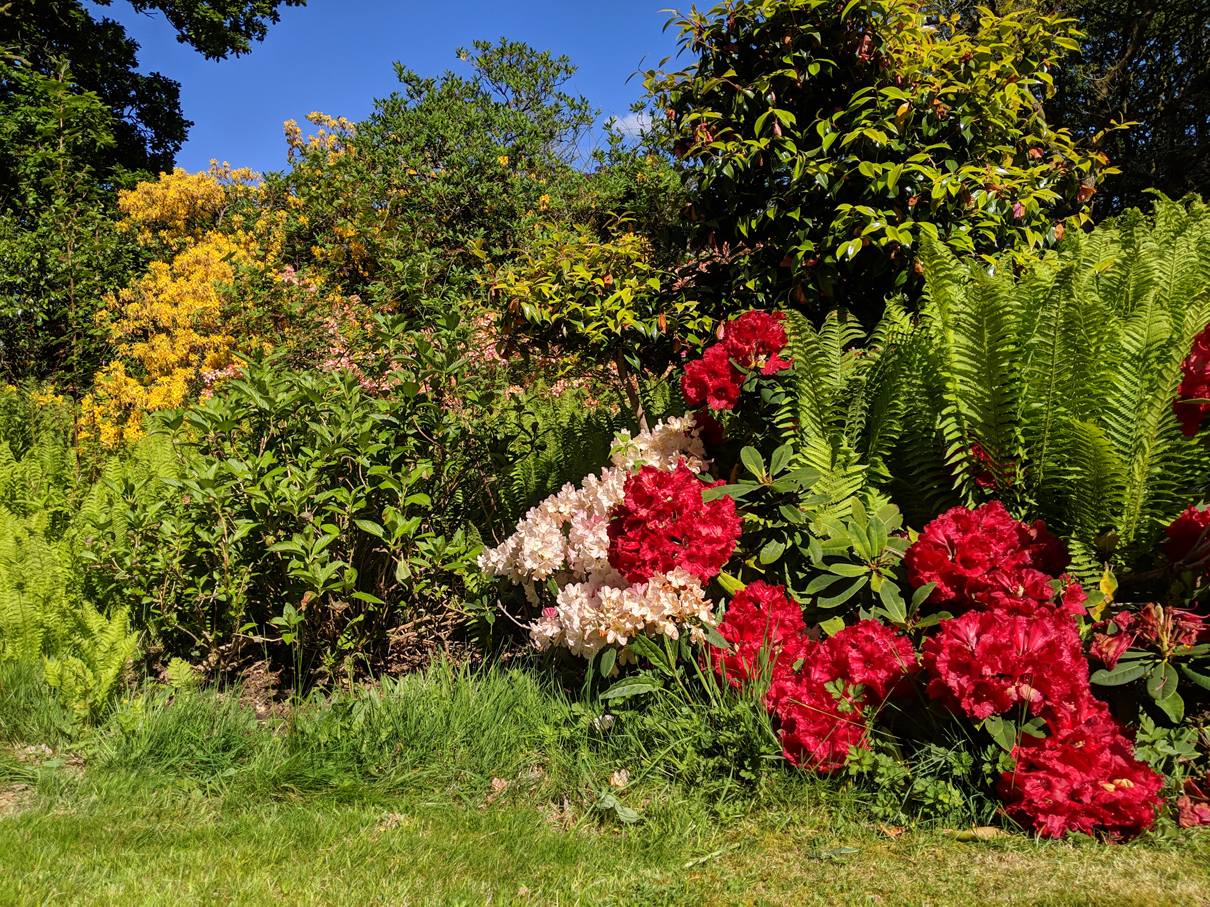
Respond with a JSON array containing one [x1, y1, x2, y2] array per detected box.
[[1, 661, 1208, 906]]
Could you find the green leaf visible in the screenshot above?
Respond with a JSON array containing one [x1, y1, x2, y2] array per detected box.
[[627, 635, 671, 673], [1156, 690, 1185, 724], [910, 583, 937, 612], [826, 563, 869, 577], [1180, 664, 1210, 692], [350, 591, 385, 605], [599, 646, 617, 678], [599, 674, 662, 701], [820, 616, 846, 637], [770, 444, 794, 478], [702, 483, 756, 502], [701, 622, 729, 651], [740, 447, 766, 480], [717, 572, 746, 595], [354, 519, 385, 538], [1147, 662, 1179, 701], [984, 715, 1017, 752], [806, 573, 848, 594], [817, 576, 866, 609], [779, 504, 806, 524], [1091, 661, 1153, 686], [849, 497, 867, 529], [760, 539, 787, 564], [877, 581, 907, 623], [596, 792, 641, 824]]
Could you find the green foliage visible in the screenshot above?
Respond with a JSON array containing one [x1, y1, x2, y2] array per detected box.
[[289, 38, 596, 302], [851, 732, 1009, 827], [1047, 0, 1210, 215], [84, 345, 489, 676], [490, 219, 711, 367], [0, 388, 138, 722], [859, 196, 1210, 575], [646, 0, 1108, 321], [0, 60, 145, 386]]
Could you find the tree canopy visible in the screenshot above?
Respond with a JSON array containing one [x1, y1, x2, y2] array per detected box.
[[0, 0, 304, 178]]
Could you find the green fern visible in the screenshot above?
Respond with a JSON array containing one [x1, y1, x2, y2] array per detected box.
[[0, 390, 139, 722], [868, 195, 1210, 567]]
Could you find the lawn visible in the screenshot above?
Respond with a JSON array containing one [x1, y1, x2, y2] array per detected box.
[[2, 779, 1208, 906], [2, 662, 1207, 907]]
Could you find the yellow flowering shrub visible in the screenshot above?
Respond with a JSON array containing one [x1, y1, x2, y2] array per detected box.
[[81, 164, 286, 449], [118, 164, 260, 248]]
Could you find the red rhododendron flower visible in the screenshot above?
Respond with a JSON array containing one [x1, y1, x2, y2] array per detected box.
[[1164, 505, 1210, 568], [681, 311, 791, 410], [826, 619, 920, 701], [711, 581, 806, 687], [720, 311, 790, 374], [998, 698, 1164, 840], [904, 501, 1069, 606], [774, 641, 869, 773], [970, 571, 1088, 618], [608, 462, 742, 583], [922, 609, 1089, 726], [769, 621, 920, 772], [1173, 325, 1210, 436], [682, 344, 741, 410]]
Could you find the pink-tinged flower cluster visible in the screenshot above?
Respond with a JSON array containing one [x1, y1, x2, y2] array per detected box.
[[1176, 776, 1210, 828], [682, 311, 792, 411], [1173, 324, 1210, 436], [998, 698, 1164, 840], [607, 462, 742, 583], [922, 609, 1089, 726], [1164, 505, 1210, 570], [478, 417, 723, 660], [1090, 603, 1209, 669], [904, 501, 1073, 612]]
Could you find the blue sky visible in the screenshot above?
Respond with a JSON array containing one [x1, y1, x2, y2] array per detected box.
[[86, 0, 687, 175]]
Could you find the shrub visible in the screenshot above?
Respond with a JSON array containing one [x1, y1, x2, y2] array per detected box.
[[646, 0, 1109, 320]]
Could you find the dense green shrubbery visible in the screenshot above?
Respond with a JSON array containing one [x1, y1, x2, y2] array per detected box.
[[2, 0, 1210, 844]]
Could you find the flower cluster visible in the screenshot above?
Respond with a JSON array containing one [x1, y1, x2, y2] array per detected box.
[[1173, 324, 1210, 436], [1091, 603, 1209, 669], [1164, 505, 1210, 571], [607, 462, 742, 583], [998, 698, 1164, 840], [711, 583, 918, 772], [710, 580, 806, 687], [922, 609, 1088, 725], [902, 502, 1165, 839], [478, 416, 729, 660], [682, 311, 791, 411], [903, 501, 1073, 612], [774, 622, 918, 772]]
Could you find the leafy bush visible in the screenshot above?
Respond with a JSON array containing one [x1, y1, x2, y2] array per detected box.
[[85, 342, 490, 677], [647, 0, 1110, 319]]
